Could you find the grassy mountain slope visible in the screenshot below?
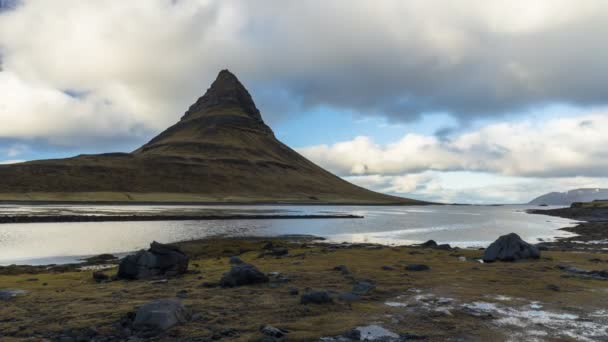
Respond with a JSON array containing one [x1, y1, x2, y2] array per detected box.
[[0, 70, 425, 204]]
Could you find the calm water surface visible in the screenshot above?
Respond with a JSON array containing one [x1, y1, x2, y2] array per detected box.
[[0, 204, 578, 265]]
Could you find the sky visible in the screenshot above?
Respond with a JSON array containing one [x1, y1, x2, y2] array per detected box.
[[1, 0, 608, 204]]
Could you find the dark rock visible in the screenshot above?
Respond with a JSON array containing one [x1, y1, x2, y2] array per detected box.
[[300, 290, 333, 304], [229, 256, 244, 264], [406, 264, 430, 271], [381, 265, 395, 271], [338, 292, 361, 302], [92, 271, 110, 283], [220, 263, 269, 287], [270, 247, 288, 256], [0, 289, 26, 300], [420, 240, 438, 248], [117, 241, 189, 280], [133, 299, 191, 332], [352, 280, 375, 295], [436, 244, 452, 250], [546, 284, 560, 291], [333, 265, 350, 275], [483, 233, 540, 262], [82, 253, 118, 264], [199, 282, 219, 288], [557, 264, 608, 280], [260, 325, 288, 338], [288, 287, 299, 295], [176, 290, 188, 298]]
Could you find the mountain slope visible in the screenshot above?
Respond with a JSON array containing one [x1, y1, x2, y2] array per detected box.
[[529, 188, 608, 206], [0, 70, 424, 204]]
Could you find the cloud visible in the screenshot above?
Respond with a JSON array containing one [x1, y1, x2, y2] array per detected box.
[[1, 0, 608, 146], [298, 112, 608, 178], [346, 172, 608, 204], [0, 159, 24, 164]]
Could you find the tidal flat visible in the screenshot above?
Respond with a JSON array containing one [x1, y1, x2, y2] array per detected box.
[[2, 236, 608, 341]]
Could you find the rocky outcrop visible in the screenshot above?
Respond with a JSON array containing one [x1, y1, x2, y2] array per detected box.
[[483, 233, 540, 262], [117, 241, 189, 280], [220, 263, 269, 287]]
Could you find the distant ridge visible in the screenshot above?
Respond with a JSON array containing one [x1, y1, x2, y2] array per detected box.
[[529, 188, 608, 206], [0, 70, 425, 204]]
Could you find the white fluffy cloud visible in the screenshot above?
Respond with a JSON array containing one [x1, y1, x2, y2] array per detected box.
[[298, 113, 608, 178], [1, 0, 608, 145]]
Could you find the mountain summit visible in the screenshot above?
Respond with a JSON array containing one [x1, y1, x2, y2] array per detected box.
[[182, 69, 263, 122], [0, 70, 423, 204]]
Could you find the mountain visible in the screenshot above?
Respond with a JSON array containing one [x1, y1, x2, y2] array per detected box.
[[529, 188, 608, 206], [0, 70, 424, 204]]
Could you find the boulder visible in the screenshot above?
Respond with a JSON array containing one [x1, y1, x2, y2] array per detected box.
[[337, 292, 361, 302], [420, 240, 438, 248], [229, 256, 244, 265], [117, 241, 189, 280], [220, 263, 269, 287], [300, 290, 333, 304], [133, 299, 191, 332], [483, 233, 540, 262]]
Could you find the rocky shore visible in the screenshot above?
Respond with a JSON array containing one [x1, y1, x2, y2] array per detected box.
[[2, 234, 608, 341], [529, 206, 608, 252]]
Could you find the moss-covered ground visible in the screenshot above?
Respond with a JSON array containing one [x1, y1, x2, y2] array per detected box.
[[1, 237, 607, 341]]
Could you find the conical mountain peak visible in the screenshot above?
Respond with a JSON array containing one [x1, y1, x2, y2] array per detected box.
[[182, 69, 262, 122]]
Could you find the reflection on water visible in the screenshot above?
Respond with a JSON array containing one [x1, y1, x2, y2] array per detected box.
[[0, 204, 577, 265]]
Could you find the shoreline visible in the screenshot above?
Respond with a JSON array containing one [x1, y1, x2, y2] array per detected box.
[[0, 213, 363, 224], [529, 206, 608, 252]]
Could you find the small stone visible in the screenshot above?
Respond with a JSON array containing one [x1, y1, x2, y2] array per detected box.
[[270, 247, 289, 256], [288, 287, 299, 295], [176, 290, 188, 298], [333, 265, 350, 275], [381, 265, 395, 271], [406, 264, 430, 271], [546, 284, 560, 291], [92, 271, 110, 283], [260, 325, 288, 338], [352, 280, 375, 295], [458, 256, 467, 262], [300, 291, 333, 304]]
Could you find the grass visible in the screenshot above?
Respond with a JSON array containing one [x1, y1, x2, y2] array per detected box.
[[2, 238, 608, 340]]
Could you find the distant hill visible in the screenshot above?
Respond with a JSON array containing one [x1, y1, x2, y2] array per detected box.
[[0, 70, 425, 204], [529, 188, 608, 206]]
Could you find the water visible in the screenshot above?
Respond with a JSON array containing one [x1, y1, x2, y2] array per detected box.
[[0, 204, 578, 265]]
